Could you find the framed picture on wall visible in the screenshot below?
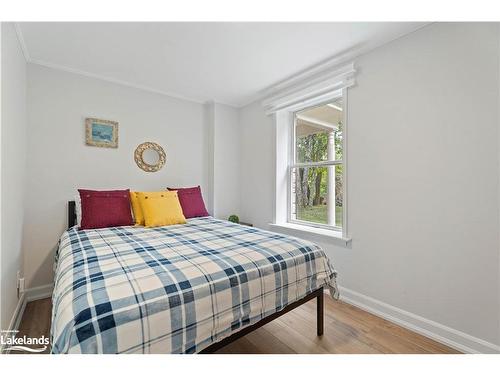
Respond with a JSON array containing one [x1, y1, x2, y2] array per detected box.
[[85, 118, 119, 148]]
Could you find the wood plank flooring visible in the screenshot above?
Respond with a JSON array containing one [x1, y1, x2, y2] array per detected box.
[[11, 296, 460, 354], [10, 297, 52, 354]]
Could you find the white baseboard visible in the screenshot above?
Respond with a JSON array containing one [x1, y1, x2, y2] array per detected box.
[[8, 294, 26, 332], [338, 286, 500, 354], [0, 292, 27, 353], [25, 283, 53, 302], [0, 284, 53, 354]]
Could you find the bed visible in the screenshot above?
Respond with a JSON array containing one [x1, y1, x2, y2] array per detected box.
[[50, 201, 338, 354]]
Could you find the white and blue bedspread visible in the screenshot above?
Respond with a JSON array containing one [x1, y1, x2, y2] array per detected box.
[[51, 217, 338, 353]]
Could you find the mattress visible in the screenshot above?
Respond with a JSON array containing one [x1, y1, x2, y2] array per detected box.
[[51, 217, 338, 353]]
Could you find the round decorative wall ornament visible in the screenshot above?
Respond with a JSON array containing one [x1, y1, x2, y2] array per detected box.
[[134, 142, 166, 172]]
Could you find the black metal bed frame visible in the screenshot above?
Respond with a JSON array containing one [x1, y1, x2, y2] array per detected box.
[[201, 287, 324, 353], [67, 200, 324, 353], [68, 200, 76, 228]]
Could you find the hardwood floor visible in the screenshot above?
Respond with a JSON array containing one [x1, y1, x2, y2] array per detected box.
[[11, 298, 52, 354], [11, 296, 460, 354]]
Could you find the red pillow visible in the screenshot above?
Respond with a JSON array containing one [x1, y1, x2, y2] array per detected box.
[[166, 186, 209, 218], [78, 189, 134, 230]]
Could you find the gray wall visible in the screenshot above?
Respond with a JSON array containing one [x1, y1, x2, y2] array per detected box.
[[1, 22, 27, 330], [238, 23, 500, 347]]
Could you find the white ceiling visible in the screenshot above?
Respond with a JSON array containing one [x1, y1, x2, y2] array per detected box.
[[18, 22, 427, 107]]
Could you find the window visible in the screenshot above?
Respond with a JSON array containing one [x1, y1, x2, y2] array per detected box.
[[265, 62, 353, 241], [289, 97, 344, 231]]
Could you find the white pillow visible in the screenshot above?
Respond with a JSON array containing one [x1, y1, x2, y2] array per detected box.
[[75, 194, 82, 227]]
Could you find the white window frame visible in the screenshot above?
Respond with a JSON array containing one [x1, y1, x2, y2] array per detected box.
[[286, 90, 347, 235], [264, 62, 354, 244]]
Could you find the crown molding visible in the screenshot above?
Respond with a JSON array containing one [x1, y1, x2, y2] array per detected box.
[[14, 23, 235, 106], [31, 59, 208, 104], [28, 58, 241, 108], [28, 58, 212, 104]]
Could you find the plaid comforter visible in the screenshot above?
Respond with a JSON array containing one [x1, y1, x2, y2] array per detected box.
[[51, 217, 338, 354]]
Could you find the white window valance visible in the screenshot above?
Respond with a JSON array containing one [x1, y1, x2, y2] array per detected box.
[[262, 62, 356, 115]]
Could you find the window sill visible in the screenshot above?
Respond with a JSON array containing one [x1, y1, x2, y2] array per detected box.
[[268, 222, 351, 247]]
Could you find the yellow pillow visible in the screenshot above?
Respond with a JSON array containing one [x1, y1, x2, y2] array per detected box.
[[130, 191, 145, 225], [137, 191, 186, 227]]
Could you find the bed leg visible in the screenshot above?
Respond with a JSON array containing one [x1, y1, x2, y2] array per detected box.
[[317, 287, 324, 336]]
